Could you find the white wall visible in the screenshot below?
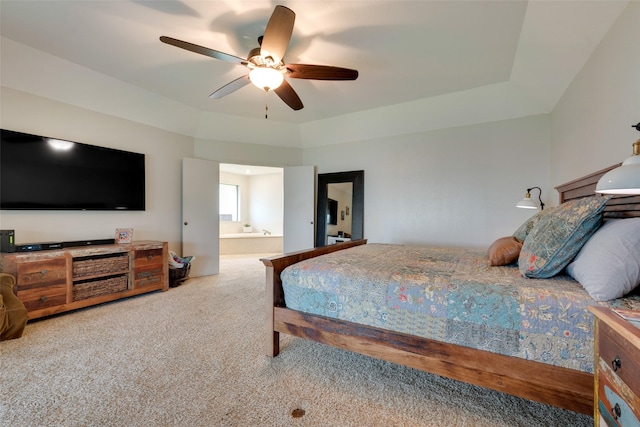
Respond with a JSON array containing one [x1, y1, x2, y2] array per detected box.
[[0, 87, 192, 252], [219, 171, 250, 235], [194, 138, 302, 168], [219, 171, 284, 236], [304, 115, 550, 249], [249, 172, 284, 236], [550, 1, 640, 187]]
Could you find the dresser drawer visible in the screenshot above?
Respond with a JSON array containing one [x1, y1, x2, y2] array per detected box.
[[599, 321, 640, 391], [597, 367, 640, 426], [134, 248, 164, 268]]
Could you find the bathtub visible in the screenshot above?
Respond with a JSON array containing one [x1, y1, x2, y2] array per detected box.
[[219, 233, 283, 255]]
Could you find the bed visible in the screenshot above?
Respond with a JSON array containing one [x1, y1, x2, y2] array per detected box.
[[261, 165, 640, 415]]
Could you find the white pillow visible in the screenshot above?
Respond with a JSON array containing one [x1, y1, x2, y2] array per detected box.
[[566, 218, 640, 301]]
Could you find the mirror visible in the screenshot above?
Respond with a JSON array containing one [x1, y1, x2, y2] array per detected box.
[[316, 170, 364, 247]]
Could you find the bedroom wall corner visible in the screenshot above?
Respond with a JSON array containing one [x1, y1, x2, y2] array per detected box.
[[550, 1, 640, 188]]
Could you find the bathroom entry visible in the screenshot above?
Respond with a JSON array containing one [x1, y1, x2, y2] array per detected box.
[[219, 164, 284, 255]]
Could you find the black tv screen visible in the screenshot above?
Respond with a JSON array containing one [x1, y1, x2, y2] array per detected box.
[[1, 129, 145, 210], [327, 198, 338, 225]]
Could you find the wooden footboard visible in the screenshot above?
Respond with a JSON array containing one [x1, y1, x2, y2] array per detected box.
[[261, 239, 367, 356], [261, 239, 593, 415]]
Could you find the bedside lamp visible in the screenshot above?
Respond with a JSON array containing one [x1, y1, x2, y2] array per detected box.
[[517, 187, 544, 210], [595, 123, 640, 195]]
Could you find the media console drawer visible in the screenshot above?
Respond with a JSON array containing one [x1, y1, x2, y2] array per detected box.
[[16, 257, 67, 286], [14, 257, 68, 311], [133, 247, 165, 289], [135, 248, 163, 265]]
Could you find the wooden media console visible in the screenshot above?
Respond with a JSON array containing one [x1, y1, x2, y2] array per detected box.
[[0, 241, 168, 320]]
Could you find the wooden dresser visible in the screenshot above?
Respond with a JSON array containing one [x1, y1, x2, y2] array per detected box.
[[590, 306, 640, 427], [0, 241, 168, 320]]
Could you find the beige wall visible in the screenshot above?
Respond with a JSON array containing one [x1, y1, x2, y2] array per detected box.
[[305, 115, 550, 248], [550, 1, 640, 187], [0, 87, 192, 253]]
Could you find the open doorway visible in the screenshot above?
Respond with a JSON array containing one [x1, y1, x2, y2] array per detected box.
[[219, 163, 284, 256]]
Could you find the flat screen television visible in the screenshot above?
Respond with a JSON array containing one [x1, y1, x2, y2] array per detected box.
[[327, 198, 338, 225], [1, 129, 145, 210]]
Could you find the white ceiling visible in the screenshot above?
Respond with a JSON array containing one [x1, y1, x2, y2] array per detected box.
[[0, 1, 629, 129]]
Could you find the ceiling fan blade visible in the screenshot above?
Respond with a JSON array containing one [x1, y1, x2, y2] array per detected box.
[[260, 5, 295, 64], [209, 75, 251, 99], [286, 64, 359, 80], [274, 80, 303, 111], [160, 36, 247, 65]]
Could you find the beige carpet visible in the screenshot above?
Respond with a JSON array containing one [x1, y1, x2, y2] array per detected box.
[[1, 254, 592, 426]]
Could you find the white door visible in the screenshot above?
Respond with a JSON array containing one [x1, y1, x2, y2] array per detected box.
[[284, 165, 315, 253], [182, 158, 219, 277]]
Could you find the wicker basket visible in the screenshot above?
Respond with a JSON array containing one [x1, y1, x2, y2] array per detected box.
[[169, 264, 191, 287], [73, 275, 128, 301], [73, 254, 129, 278]]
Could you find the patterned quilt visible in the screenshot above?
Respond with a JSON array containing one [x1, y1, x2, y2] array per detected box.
[[281, 244, 640, 373]]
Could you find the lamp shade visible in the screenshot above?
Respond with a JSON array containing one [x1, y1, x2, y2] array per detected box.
[[516, 196, 538, 209], [516, 186, 544, 210], [249, 67, 284, 91], [595, 154, 640, 195]]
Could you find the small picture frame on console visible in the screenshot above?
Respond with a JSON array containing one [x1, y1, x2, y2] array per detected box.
[[115, 228, 133, 244]]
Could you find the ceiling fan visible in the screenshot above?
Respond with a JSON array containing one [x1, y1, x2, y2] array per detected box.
[[160, 5, 358, 115]]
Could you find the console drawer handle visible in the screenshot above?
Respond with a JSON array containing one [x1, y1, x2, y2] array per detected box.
[[612, 356, 621, 371], [40, 295, 47, 302], [147, 255, 153, 261], [41, 269, 48, 275]]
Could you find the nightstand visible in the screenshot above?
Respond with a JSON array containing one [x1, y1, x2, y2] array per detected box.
[[590, 306, 640, 426]]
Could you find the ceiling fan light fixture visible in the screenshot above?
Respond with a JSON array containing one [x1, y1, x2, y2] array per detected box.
[[249, 67, 284, 91]]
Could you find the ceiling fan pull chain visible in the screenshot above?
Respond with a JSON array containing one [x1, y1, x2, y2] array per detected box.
[[264, 90, 269, 119]]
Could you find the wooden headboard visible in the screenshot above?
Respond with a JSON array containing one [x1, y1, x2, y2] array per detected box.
[[555, 163, 640, 218]]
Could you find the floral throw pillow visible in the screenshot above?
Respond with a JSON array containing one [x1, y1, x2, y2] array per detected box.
[[518, 195, 611, 278], [512, 208, 552, 242]]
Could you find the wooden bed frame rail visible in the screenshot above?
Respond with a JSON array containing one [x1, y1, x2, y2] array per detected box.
[[261, 239, 593, 414], [260, 165, 636, 416]]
